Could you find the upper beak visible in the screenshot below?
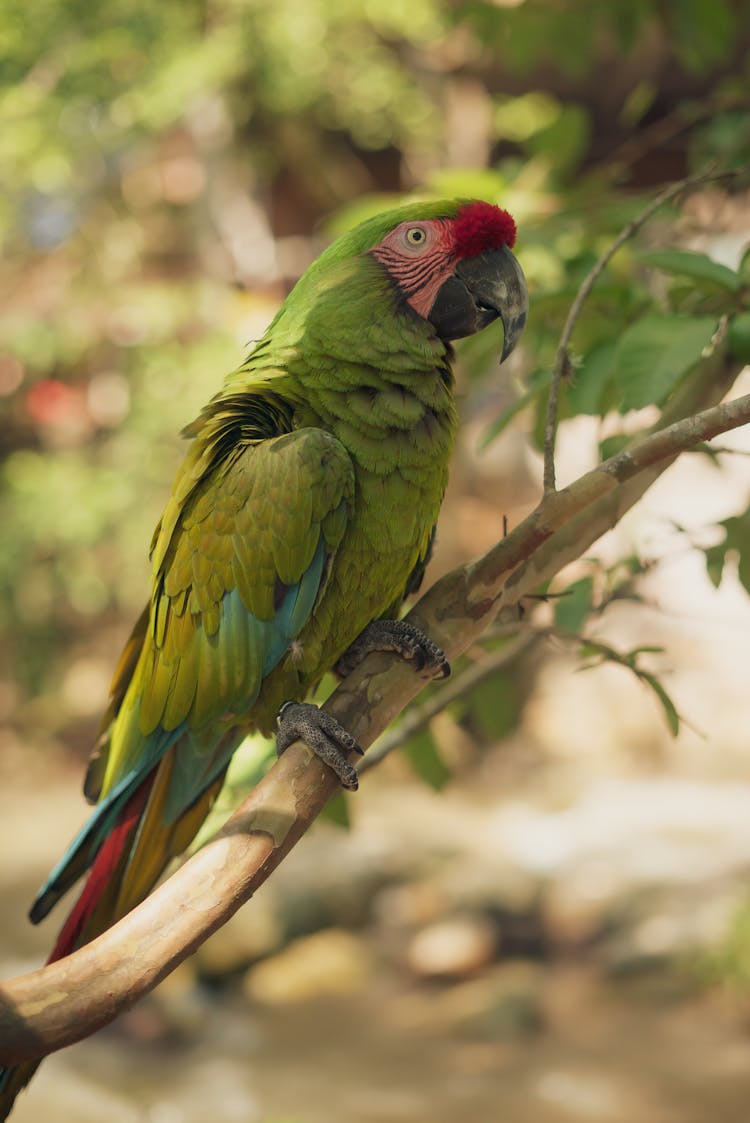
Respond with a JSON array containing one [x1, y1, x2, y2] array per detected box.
[[428, 245, 528, 362]]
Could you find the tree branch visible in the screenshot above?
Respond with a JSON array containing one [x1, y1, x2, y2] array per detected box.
[[359, 630, 537, 773], [0, 343, 746, 1066]]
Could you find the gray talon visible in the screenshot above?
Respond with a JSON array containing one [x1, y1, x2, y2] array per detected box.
[[277, 701, 361, 790], [337, 619, 450, 680]]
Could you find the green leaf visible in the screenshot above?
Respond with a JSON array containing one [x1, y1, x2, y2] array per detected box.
[[620, 80, 658, 127], [737, 539, 750, 597], [704, 542, 727, 588], [554, 576, 594, 633], [640, 249, 742, 294], [724, 511, 750, 594], [669, 0, 736, 74], [615, 315, 718, 410], [739, 244, 750, 281], [728, 314, 750, 363], [320, 789, 351, 829], [640, 671, 681, 736], [402, 730, 451, 791], [467, 672, 518, 740], [575, 635, 680, 737], [599, 434, 631, 461], [610, 0, 655, 50], [531, 103, 590, 177], [578, 642, 606, 666], [565, 340, 617, 415], [701, 509, 750, 592]]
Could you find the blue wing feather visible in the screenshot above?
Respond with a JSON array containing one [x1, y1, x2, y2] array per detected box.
[[31, 537, 328, 919]]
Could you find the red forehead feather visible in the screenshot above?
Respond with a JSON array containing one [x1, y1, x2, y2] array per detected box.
[[451, 201, 517, 257]]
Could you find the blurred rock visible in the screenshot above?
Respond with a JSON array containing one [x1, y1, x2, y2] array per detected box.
[[162, 1057, 262, 1123], [373, 880, 447, 930], [459, 960, 545, 1039], [405, 914, 498, 980], [542, 863, 620, 950], [150, 962, 225, 1038], [243, 928, 372, 1004], [267, 824, 395, 938], [439, 860, 542, 919], [535, 1066, 625, 1120], [117, 1002, 175, 1046], [391, 960, 544, 1039], [11, 1053, 141, 1123], [602, 886, 742, 989]]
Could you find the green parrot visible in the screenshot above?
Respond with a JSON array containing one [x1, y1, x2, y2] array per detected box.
[[0, 197, 526, 1117]]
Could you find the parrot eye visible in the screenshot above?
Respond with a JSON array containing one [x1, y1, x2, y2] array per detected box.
[[405, 226, 427, 247]]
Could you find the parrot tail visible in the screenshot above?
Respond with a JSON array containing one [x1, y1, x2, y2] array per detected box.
[[0, 779, 151, 1119], [0, 1065, 38, 1123], [0, 753, 226, 1120]]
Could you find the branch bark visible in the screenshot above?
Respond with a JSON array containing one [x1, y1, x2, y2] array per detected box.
[[0, 338, 746, 1065]]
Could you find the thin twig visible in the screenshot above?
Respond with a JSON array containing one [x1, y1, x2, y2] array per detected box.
[[604, 92, 750, 182], [359, 631, 537, 772], [541, 165, 741, 495]]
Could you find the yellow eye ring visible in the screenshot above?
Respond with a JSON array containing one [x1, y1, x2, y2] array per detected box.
[[405, 227, 427, 246]]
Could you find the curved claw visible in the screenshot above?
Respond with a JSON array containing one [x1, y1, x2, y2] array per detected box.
[[336, 619, 450, 681], [277, 701, 361, 791]]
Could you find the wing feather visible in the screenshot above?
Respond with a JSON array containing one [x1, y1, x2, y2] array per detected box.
[[97, 426, 354, 806]]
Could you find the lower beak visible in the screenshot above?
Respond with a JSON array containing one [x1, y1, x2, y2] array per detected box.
[[428, 245, 528, 361]]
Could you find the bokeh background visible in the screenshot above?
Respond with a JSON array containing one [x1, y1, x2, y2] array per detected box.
[[2, 2, 750, 1120]]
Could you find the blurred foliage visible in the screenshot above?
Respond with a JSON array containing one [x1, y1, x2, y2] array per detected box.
[[1, 0, 750, 795], [703, 896, 750, 992]]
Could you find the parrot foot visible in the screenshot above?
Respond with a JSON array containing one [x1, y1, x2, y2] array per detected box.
[[277, 701, 363, 791], [337, 619, 450, 680]]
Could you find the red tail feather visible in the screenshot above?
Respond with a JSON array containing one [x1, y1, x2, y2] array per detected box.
[[48, 779, 151, 963]]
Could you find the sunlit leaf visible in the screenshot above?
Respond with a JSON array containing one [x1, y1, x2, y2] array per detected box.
[[620, 80, 658, 126], [703, 510, 750, 593], [531, 103, 590, 177], [640, 671, 680, 736]]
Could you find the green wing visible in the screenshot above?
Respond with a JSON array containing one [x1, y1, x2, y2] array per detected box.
[[92, 425, 354, 810]]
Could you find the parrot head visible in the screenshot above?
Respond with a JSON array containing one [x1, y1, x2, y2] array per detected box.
[[257, 198, 528, 375], [368, 199, 528, 361]]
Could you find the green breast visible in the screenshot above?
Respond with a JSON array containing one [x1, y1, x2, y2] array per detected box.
[[249, 371, 457, 734]]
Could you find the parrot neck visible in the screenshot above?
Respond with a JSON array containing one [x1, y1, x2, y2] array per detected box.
[[253, 251, 454, 386], [225, 252, 459, 461]]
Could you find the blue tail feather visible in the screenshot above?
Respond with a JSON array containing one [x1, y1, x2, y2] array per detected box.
[[28, 727, 181, 924]]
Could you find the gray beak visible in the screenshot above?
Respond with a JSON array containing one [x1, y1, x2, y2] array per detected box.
[[454, 245, 529, 362]]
